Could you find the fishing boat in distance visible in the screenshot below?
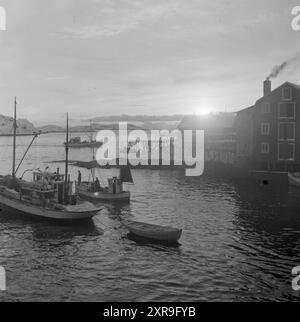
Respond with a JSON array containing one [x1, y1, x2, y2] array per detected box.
[[0, 100, 102, 221], [122, 220, 182, 242], [64, 136, 103, 148]]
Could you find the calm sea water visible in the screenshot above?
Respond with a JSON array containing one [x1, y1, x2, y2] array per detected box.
[[0, 133, 300, 302]]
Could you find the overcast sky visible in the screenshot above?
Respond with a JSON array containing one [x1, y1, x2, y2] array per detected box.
[[0, 0, 299, 125]]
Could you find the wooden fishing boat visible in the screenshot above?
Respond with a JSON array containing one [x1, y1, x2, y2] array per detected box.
[[288, 172, 300, 187], [0, 186, 101, 220], [122, 220, 182, 242], [64, 137, 103, 148], [0, 102, 102, 221], [77, 182, 130, 202], [74, 140, 133, 203]]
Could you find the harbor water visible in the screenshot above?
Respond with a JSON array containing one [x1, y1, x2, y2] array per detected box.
[[0, 133, 300, 301]]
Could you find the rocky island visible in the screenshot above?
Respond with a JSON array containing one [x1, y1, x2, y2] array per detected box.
[[0, 114, 36, 135]]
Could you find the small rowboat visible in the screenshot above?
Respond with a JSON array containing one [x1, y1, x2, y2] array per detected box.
[[122, 220, 182, 242], [288, 172, 300, 187]]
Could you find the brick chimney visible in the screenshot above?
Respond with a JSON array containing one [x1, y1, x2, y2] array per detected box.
[[264, 79, 271, 96]]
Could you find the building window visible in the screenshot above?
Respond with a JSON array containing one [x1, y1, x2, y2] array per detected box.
[[278, 102, 295, 119], [278, 143, 295, 161], [261, 102, 270, 114], [282, 87, 292, 101], [261, 123, 270, 135], [261, 142, 269, 154], [278, 123, 295, 141]]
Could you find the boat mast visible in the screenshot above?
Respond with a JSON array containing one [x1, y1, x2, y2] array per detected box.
[[91, 122, 95, 182], [64, 112, 69, 204], [12, 97, 17, 177], [91, 151, 95, 182]]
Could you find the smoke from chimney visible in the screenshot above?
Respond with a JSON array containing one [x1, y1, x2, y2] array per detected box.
[[267, 53, 300, 80]]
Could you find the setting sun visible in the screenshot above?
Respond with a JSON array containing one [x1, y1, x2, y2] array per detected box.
[[197, 106, 212, 116]]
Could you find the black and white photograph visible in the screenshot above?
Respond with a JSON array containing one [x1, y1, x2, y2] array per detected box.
[[1, 0, 300, 306]]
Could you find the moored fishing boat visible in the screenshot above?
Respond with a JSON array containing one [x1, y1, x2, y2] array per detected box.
[[0, 171, 101, 220], [73, 135, 133, 203], [77, 183, 131, 202], [122, 220, 182, 242], [76, 166, 133, 203], [0, 101, 102, 221], [0, 185, 100, 220]]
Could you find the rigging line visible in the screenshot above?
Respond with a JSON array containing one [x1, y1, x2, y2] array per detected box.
[[15, 134, 39, 176]]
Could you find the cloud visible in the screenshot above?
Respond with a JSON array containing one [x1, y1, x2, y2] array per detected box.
[[44, 75, 71, 81], [0, 0, 299, 122], [55, 0, 182, 39]]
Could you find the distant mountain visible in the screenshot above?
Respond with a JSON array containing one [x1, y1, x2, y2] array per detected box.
[[35, 123, 142, 133], [69, 123, 142, 132], [0, 114, 36, 134], [141, 121, 180, 130], [36, 125, 65, 132], [86, 115, 185, 123]]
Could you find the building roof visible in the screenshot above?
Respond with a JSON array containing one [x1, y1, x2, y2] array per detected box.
[[289, 81, 300, 90], [236, 105, 254, 115], [256, 81, 300, 102], [237, 81, 300, 114]]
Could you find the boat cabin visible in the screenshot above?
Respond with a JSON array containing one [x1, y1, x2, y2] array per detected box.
[[108, 177, 123, 194], [69, 137, 81, 144], [33, 171, 65, 183], [19, 171, 76, 207]]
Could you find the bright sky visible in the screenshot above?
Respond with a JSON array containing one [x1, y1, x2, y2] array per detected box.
[[0, 0, 299, 125]]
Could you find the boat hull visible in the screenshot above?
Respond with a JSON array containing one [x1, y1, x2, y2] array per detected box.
[[77, 187, 130, 203], [0, 193, 100, 221], [64, 143, 103, 148], [122, 220, 182, 242]]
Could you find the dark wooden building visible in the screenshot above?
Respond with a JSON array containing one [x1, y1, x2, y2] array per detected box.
[[235, 80, 300, 171]]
